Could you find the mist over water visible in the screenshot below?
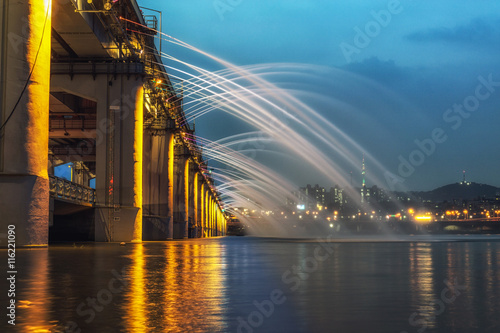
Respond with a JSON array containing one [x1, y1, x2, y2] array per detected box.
[[136, 28, 423, 234]]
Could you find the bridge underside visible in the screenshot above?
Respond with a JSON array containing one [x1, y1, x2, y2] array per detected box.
[[0, 0, 226, 246]]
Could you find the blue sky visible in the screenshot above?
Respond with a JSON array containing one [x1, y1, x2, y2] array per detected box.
[[140, 0, 500, 191]]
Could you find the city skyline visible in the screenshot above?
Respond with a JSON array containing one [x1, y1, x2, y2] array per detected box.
[[141, 0, 500, 191]]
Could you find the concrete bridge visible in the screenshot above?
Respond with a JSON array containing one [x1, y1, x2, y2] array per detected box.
[[0, 0, 227, 246]]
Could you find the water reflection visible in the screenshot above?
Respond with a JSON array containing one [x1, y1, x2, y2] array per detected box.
[[16, 249, 53, 332], [408, 243, 437, 329], [122, 243, 227, 332], [124, 243, 146, 332], [2, 237, 500, 333]]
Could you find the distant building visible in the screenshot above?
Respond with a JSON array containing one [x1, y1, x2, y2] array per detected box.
[[299, 184, 325, 210], [360, 155, 370, 204], [326, 185, 344, 210]]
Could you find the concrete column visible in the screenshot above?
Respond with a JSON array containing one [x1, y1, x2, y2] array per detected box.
[[99, 77, 143, 242], [213, 200, 217, 236], [167, 133, 174, 239], [173, 145, 188, 239], [207, 195, 211, 237], [193, 171, 199, 238], [0, 0, 52, 247], [220, 211, 225, 236], [184, 158, 191, 238], [200, 183, 205, 237], [214, 200, 218, 236], [213, 199, 217, 236], [207, 190, 211, 237], [94, 76, 143, 242], [204, 190, 209, 237], [51, 73, 144, 242], [142, 131, 172, 240], [213, 202, 216, 237], [217, 209, 221, 236], [210, 196, 214, 237], [198, 182, 205, 238]]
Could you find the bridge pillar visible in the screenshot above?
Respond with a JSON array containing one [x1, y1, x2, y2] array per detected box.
[[191, 170, 199, 238], [167, 132, 174, 239], [186, 159, 193, 238], [200, 183, 206, 237], [212, 197, 219, 236], [173, 145, 189, 238], [187, 167, 198, 238], [208, 192, 215, 237], [95, 77, 143, 242], [215, 205, 222, 236], [214, 198, 218, 236], [203, 188, 209, 237], [206, 194, 211, 237], [0, 0, 52, 247], [51, 73, 144, 242], [212, 199, 216, 236], [212, 197, 216, 236], [142, 131, 173, 240]]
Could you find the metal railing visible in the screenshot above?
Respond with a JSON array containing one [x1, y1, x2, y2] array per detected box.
[[49, 175, 96, 205]]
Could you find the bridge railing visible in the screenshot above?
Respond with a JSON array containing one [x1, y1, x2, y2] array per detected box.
[[49, 175, 96, 205]]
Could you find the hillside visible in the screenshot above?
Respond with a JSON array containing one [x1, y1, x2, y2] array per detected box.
[[412, 182, 500, 202]]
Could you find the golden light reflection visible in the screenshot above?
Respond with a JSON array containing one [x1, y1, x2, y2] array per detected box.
[[17, 249, 53, 332], [408, 243, 437, 329], [124, 243, 147, 332], [162, 243, 226, 332], [121, 242, 227, 331]]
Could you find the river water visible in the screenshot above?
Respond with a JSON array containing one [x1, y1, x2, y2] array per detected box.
[[2, 235, 500, 332]]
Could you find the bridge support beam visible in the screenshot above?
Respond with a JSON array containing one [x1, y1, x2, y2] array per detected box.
[[173, 146, 189, 239], [95, 78, 143, 243], [200, 183, 205, 237], [209, 196, 214, 237], [0, 0, 52, 247], [193, 172, 200, 238], [167, 132, 174, 239], [51, 73, 144, 243], [142, 131, 173, 240], [203, 188, 209, 237], [187, 162, 196, 238]]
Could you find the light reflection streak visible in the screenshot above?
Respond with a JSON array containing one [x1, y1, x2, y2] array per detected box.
[[125, 243, 147, 332], [163, 243, 227, 332], [121, 242, 227, 332], [408, 243, 437, 329], [17, 249, 53, 332]]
